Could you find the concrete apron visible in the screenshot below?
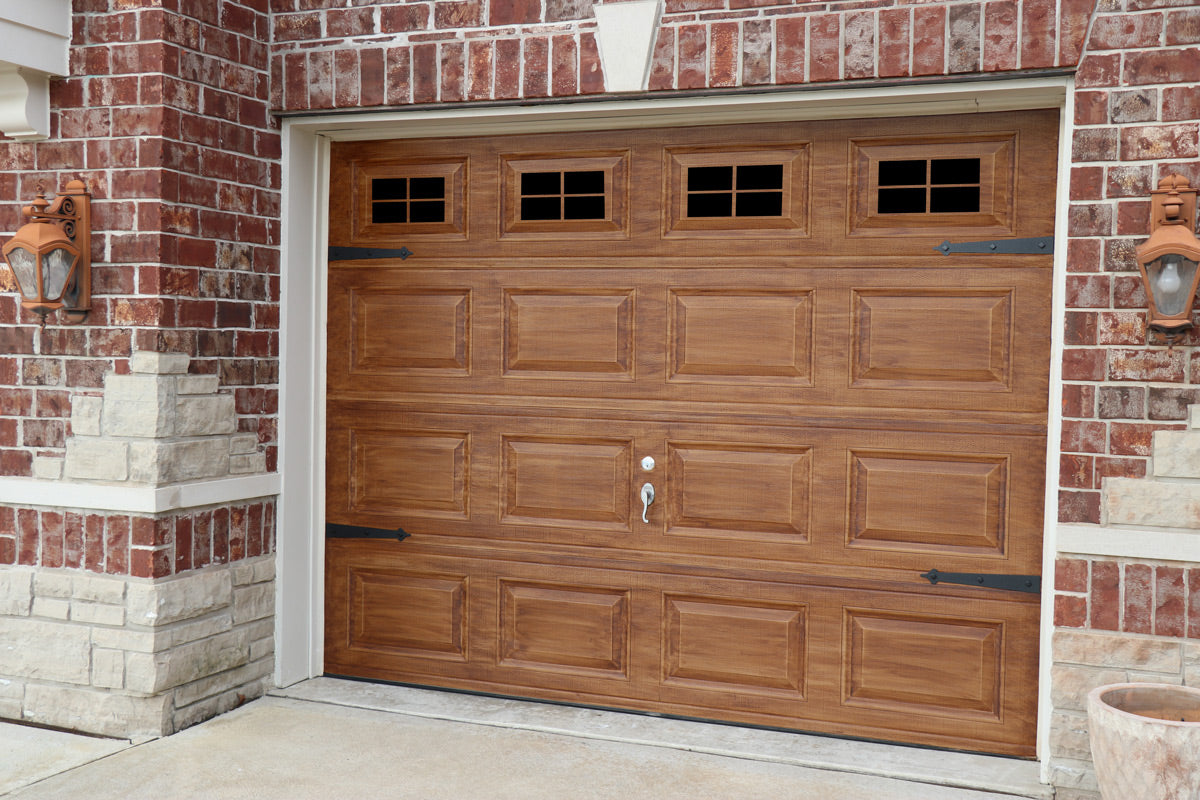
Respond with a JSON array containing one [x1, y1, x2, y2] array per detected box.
[[3, 677, 1049, 799]]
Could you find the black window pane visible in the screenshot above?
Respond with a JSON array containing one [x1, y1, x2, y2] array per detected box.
[[687, 166, 733, 192], [878, 160, 927, 186], [522, 172, 561, 196], [409, 201, 446, 223], [877, 188, 927, 214], [409, 177, 445, 199], [687, 193, 733, 218], [564, 195, 605, 220], [372, 201, 408, 223], [737, 164, 783, 191], [521, 196, 562, 220], [372, 178, 408, 201], [930, 186, 981, 213], [931, 158, 981, 185], [564, 170, 605, 195], [736, 192, 783, 217]]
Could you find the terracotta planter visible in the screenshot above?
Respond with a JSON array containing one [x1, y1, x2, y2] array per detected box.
[[1087, 683, 1200, 800]]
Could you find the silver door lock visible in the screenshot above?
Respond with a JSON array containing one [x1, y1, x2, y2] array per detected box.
[[640, 482, 655, 523]]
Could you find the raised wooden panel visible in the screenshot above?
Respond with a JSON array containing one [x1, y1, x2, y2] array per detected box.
[[500, 151, 629, 238], [350, 429, 468, 518], [851, 290, 1012, 391], [848, 451, 1008, 555], [849, 135, 1015, 236], [501, 436, 632, 529], [666, 443, 811, 542], [844, 608, 1002, 718], [351, 158, 466, 241], [350, 289, 470, 375], [504, 290, 634, 379], [499, 581, 630, 676], [669, 291, 812, 384], [348, 568, 467, 661], [664, 594, 806, 696], [663, 145, 809, 236]]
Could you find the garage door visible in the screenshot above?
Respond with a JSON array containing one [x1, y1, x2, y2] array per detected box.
[[324, 110, 1056, 757]]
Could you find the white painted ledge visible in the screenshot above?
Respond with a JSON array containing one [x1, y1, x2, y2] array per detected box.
[[0, 473, 281, 514], [1057, 523, 1200, 563], [0, 1, 70, 141]]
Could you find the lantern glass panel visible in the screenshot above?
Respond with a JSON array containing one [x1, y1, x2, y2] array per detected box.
[[1149, 254, 1199, 317], [6, 246, 39, 299], [42, 247, 76, 301]]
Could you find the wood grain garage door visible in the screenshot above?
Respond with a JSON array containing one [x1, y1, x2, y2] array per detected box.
[[325, 110, 1057, 756]]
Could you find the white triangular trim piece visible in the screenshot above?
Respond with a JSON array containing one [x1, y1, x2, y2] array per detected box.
[[0, 66, 51, 142], [593, 0, 663, 93]]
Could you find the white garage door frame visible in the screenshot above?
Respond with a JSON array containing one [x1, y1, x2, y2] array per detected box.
[[275, 75, 1073, 772]]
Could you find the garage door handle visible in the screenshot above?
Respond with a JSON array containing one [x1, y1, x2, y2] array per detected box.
[[640, 483, 655, 523]]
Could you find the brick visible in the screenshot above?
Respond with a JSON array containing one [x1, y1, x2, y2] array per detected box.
[[106, 516, 130, 576], [1060, 490, 1101, 524], [1062, 420, 1107, 454], [1149, 387, 1200, 420], [1090, 560, 1120, 630], [1123, 47, 1200, 86], [1056, 595, 1088, 627], [1073, 128, 1119, 162], [1068, 203, 1113, 236], [381, 4, 429, 33], [742, 19, 772, 85], [1111, 421, 1185, 456], [1156, 565, 1186, 637], [1098, 386, 1145, 419], [678, 24, 707, 89], [1074, 91, 1108, 126], [1095, 456, 1147, 482], [1057, 558, 1090, 593], [1108, 348, 1187, 382], [1064, 311, 1097, 345], [1062, 349, 1106, 381], [1019, 0, 1055, 67], [877, 8, 909, 77], [1190, 569, 1200, 639], [947, 4, 980, 73], [775, 16, 804, 84], [1164, 86, 1200, 122], [1124, 563, 1153, 634], [911, 7, 945, 76], [1070, 166, 1103, 200], [1060, 454, 1094, 488], [711, 22, 739, 86], [467, 40, 492, 100], [1089, 13, 1164, 50]]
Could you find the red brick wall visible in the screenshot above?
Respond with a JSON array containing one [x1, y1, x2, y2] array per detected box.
[[1055, 555, 1200, 639]]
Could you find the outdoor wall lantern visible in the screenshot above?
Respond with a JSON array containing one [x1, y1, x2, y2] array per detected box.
[[1136, 174, 1200, 345], [1, 178, 91, 325]]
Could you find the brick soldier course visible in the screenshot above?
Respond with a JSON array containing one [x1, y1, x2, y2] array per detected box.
[[2, 2, 1200, 797]]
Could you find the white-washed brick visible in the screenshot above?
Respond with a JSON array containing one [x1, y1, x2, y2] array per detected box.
[[64, 438, 129, 481], [31, 597, 70, 620], [126, 569, 232, 627], [0, 617, 91, 684], [71, 600, 126, 627], [229, 452, 266, 474], [34, 571, 73, 599], [176, 375, 219, 395], [0, 569, 33, 616], [130, 351, 190, 375], [23, 683, 171, 739], [71, 573, 126, 605], [175, 394, 236, 436], [1053, 630, 1182, 673], [70, 395, 103, 437], [91, 647, 125, 689], [31, 455, 63, 480], [229, 433, 258, 455]]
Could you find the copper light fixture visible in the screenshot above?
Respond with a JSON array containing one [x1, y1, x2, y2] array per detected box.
[[1136, 174, 1200, 344], [1, 179, 91, 326]]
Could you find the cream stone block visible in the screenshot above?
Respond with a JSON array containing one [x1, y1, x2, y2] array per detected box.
[[1051, 664, 1128, 712], [229, 433, 258, 455], [33, 571, 72, 598], [128, 439, 230, 483], [1103, 476, 1200, 528], [1046, 759, 1100, 793], [1050, 710, 1092, 761], [91, 647, 125, 689], [174, 394, 236, 436], [71, 573, 126, 605], [163, 629, 250, 689], [70, 394, 103, 437], [1152, 430, 1200, 478], [123, 651, 164, 694], [1190, 404, 1200, 429], [64, 438, 129, 481], [130, 351, 190, 375], [172, 656, 272, 708], [161, 612, 233, 649], [126, 569, 232, 627], [249, 636, 274, 663], [31, 455, 63, 479], [0, 569, 32, 616], [229, 452, 266, 474], [1052, 630, 1182, 673], [176, 375, 219, 395], [102, 373, 176, 438], [251, 558, 275, 584], [0, 677, 22, 720], [0, 617, 91, 684], [23, 683, 171, 739], [70, 600, 125, 627], [172, 678, 269, 733], [31, 597, 69, 620], [232, 582, 274, 624], [91, 627, 156, 654]]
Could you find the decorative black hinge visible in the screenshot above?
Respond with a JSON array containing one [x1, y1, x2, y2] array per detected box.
[[934, 236, 1053, 256], [920, 569, 1041, 594], [328, 246, 413, 261], [325, 523, 410, 542]]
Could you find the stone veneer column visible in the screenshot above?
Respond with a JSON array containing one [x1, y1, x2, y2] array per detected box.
[[0, 352, 279, 739]]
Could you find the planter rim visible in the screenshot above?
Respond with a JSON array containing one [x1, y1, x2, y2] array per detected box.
[[1089, 682, 1200, 728]]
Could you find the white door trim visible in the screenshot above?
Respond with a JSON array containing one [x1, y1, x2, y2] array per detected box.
[[276, 77, 1072, 763]]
